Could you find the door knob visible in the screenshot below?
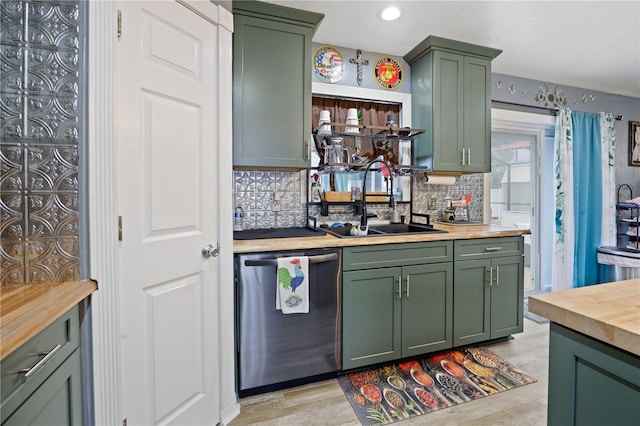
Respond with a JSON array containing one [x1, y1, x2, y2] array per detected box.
[[202, 243, 220, 259]]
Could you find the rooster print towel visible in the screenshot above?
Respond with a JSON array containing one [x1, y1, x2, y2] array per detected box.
[[276, 256, 309, 314]]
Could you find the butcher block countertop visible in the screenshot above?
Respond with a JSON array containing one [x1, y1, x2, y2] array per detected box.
[[0, 279, 98, 360], [528, 279, 640, 356], [233, 223, 531, 253]]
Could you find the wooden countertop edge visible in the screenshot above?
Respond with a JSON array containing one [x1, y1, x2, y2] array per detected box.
[[233, 225, 530, 253], [528, 280, 640, 357], [1, 280, 98, 360]]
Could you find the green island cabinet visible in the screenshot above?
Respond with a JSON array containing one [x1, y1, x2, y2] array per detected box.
[[1, 305, 81, 425], [342, 241, 454, 370], [547, 323, 640, 426], [404, 36, 502, 173], [233, 1, 323, 168], [453, 237, 524, 346]]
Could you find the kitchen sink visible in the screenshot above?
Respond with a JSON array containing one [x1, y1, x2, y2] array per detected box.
[[322, 223, 448, 238], [321, 226, 385, 238], [370, 223, 448, 234]]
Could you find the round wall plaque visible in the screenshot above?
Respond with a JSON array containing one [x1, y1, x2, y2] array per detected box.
[[313, 46, 344, 84], [373, 56, 403, 90]]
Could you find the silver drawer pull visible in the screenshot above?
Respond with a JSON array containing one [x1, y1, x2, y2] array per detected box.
[[484, 247, 502, 252], [405, 275, 410, 298], [19, 344, 61, 380]]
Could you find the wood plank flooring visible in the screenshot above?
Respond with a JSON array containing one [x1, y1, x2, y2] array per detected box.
[[230, 318, 549, 425]]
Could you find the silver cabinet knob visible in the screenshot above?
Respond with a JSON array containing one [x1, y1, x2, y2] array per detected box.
[[202, 243, 220, 258]]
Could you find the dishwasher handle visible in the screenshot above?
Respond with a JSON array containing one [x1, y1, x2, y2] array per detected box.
[[244, 253, 338, 267]]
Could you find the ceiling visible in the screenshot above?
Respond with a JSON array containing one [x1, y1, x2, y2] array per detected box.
[[262, 1, 640, 98]]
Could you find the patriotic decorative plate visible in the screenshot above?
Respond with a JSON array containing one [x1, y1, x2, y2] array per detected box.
[[313, 46, 344, 84]]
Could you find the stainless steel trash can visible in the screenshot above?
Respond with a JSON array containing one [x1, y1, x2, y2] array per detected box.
[[597, 246, 640, 283]]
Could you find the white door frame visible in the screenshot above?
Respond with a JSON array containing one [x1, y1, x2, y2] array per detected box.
[[489, 108, 555, 295], [88, 3, 237, 425]]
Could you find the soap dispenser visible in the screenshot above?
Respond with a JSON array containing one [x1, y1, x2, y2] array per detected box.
[[390, 198, 401, 224]]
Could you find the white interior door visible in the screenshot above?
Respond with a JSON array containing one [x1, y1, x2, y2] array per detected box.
[[116, 1, 219, 424]]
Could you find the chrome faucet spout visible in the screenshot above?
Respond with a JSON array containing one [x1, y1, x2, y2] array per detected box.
[[360, 159, 393, 228]]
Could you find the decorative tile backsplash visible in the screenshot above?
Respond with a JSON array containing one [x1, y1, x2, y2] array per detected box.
[[0, 0, 83, 284], [233, 170, 484, 229]]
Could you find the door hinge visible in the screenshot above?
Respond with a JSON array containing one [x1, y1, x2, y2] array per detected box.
[[118, 216, 123, 241], [117, 10, 122, 39]]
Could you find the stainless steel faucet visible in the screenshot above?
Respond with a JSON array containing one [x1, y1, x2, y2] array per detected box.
[[359, 159, 394, 228]]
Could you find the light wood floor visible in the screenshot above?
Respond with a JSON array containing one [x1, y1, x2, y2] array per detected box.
[[230, 318, 550, 425]]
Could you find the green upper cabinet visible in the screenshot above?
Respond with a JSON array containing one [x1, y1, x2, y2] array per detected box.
[[232, 1, 323, 169], [404, 36, 501, 173]]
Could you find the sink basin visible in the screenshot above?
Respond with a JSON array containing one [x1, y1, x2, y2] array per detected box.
[[321, 226, 384, 238], [322, 223, 448, 238], [370, 223, 448, 234]]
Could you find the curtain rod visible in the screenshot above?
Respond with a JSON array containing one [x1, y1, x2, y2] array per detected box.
[[492, 100, 623, 121]]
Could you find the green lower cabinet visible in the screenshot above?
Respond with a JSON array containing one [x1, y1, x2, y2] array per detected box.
[[547, 323, 640, 426], [343, 262, 453, 370], [453, 255, 523, 346], [401, 263, 453, 358], [3, 350, 82, 426], [343, 267, 402, 369], [453, 259, 490, 345]]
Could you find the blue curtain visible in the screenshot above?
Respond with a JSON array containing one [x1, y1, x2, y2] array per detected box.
[[571, 111, 602, 286]]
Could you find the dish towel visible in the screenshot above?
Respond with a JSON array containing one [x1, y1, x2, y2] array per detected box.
[[276, 256, 309, 314]]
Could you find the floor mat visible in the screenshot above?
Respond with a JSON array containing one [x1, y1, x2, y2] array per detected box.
[[338, 346, 536, 425]]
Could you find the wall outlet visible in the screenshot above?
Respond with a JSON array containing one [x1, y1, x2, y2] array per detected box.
[[427, 197, 437, 209]]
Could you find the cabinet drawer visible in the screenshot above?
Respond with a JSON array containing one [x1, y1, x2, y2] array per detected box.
[[1, 305, 79, 422], [343, 241, 453, 271], [454, 237, 523, 260]]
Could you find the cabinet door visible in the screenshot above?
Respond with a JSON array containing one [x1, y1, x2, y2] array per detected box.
[[453, 259, 491, 346], [233, 14, 312, 168], [343, 268, 402, 370], [3, 350, 81, 426], [490, 255, 524, 338], [463, 56, 492, 173], [432, 51, 464, 171], [401, 263, 453, 357], [547, 323, 640, 426]]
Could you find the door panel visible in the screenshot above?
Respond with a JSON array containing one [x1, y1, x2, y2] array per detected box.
[[491, 256, 524, 338], [453, 259, 490, 346], [433, 51, 463, 170], [342, 268, 401, 369], [117, 1, 219, 424], [464, 57, 491, 172], [402, 263, 453, 357]]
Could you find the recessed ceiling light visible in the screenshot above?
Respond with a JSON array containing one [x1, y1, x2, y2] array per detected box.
[[379, 6, 401, 21]]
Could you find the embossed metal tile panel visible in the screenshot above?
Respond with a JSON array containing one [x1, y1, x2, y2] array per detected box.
[[1, 0, 82, 284]]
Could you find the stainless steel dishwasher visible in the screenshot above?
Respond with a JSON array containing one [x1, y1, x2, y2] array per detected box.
[[235, 247, 342, 396]]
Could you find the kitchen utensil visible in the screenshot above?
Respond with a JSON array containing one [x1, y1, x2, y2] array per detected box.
[[318, 110, 331, 135], [441, 359, 488, 397], [443, 210, 455, 222], [360, 384, 391, 422], [410, 368, 451, 407], [345, 108, 359, 133], [387, 375, 424, 414], [383, 387, 409, 419], [323, 140, 351, 170], [436, 372, 470, 402]]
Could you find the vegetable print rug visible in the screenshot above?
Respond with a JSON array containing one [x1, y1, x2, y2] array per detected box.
[[337, 346, 536, 425]]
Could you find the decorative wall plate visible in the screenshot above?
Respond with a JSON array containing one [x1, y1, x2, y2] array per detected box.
[[313, 46, 344, 83], [374, 56, 403, 90]]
